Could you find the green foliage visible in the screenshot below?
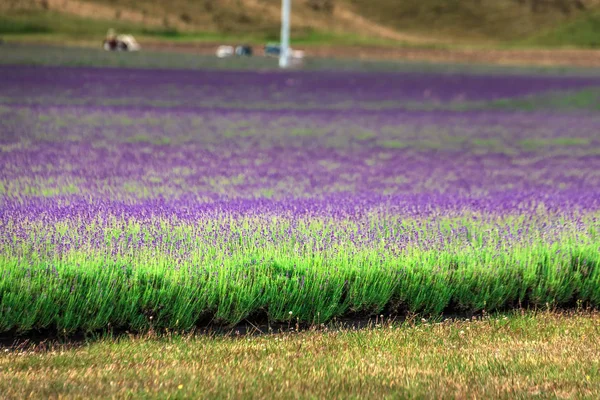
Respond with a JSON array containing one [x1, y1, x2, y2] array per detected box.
[[1, 215, 599, 334], [0, 17, 50, 34], [0, 11, 139, 37]]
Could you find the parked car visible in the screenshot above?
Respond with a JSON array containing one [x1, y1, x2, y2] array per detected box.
[[216, 45, 235, 58], [235, 45, 253, 57], [264, 43, 281, 57], [264, 43, 305, 64], [291, 49, 305, 60], [103, 29, 141, 52]]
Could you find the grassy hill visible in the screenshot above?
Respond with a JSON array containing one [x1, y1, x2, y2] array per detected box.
[[2, 0, 600, 48]]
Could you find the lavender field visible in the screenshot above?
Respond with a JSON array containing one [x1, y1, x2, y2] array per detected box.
[[1, 65, 600, 334]]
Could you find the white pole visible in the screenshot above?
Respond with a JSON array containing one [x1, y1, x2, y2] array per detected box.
[[279, 0, 291, 68]]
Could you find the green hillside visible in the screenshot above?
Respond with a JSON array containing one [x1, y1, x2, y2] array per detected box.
[[347, 0, 600, 42], [2, 0, 600, 48]]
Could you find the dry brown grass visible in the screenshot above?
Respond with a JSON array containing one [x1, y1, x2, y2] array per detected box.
[[3, 0, 429, 42], [1, 310, 599, 399]]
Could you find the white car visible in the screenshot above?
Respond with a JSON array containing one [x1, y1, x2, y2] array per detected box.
[[117, 35, 141, 51], [216, 45, 234, 58], [103, 34, 141, 52]]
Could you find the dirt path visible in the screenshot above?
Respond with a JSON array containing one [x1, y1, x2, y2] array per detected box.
[[308, 45, 600, 68], [142, 40, 600, 68]]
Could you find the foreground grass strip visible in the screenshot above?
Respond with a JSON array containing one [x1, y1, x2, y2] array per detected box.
[[1, 311, 599, 399]]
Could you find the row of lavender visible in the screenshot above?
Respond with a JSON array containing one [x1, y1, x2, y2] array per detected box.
[[4, 66, 600, 110], [1, 206, 599, 331], [1, 66, 600, 332], [2, 105, 599, 201]]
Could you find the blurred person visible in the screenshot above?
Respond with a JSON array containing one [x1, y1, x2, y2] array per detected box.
[[103, 28, 118, 51]]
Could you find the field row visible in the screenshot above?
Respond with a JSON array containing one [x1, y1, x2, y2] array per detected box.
[[2, 208, 599, 332]]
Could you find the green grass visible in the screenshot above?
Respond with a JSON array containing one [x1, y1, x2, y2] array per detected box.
[[0, 11, 138, 38], [346, 0, 600, 46], [136, 26, 410, 47], [0, 10, 257, 46], [524, 11, 600, 48], [0, 10, 250, 46], [484, 88, 600, 111], [1, 311, 599, 398]]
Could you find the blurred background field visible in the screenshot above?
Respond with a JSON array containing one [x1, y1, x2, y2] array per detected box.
[[3, 0, 600, 65]]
